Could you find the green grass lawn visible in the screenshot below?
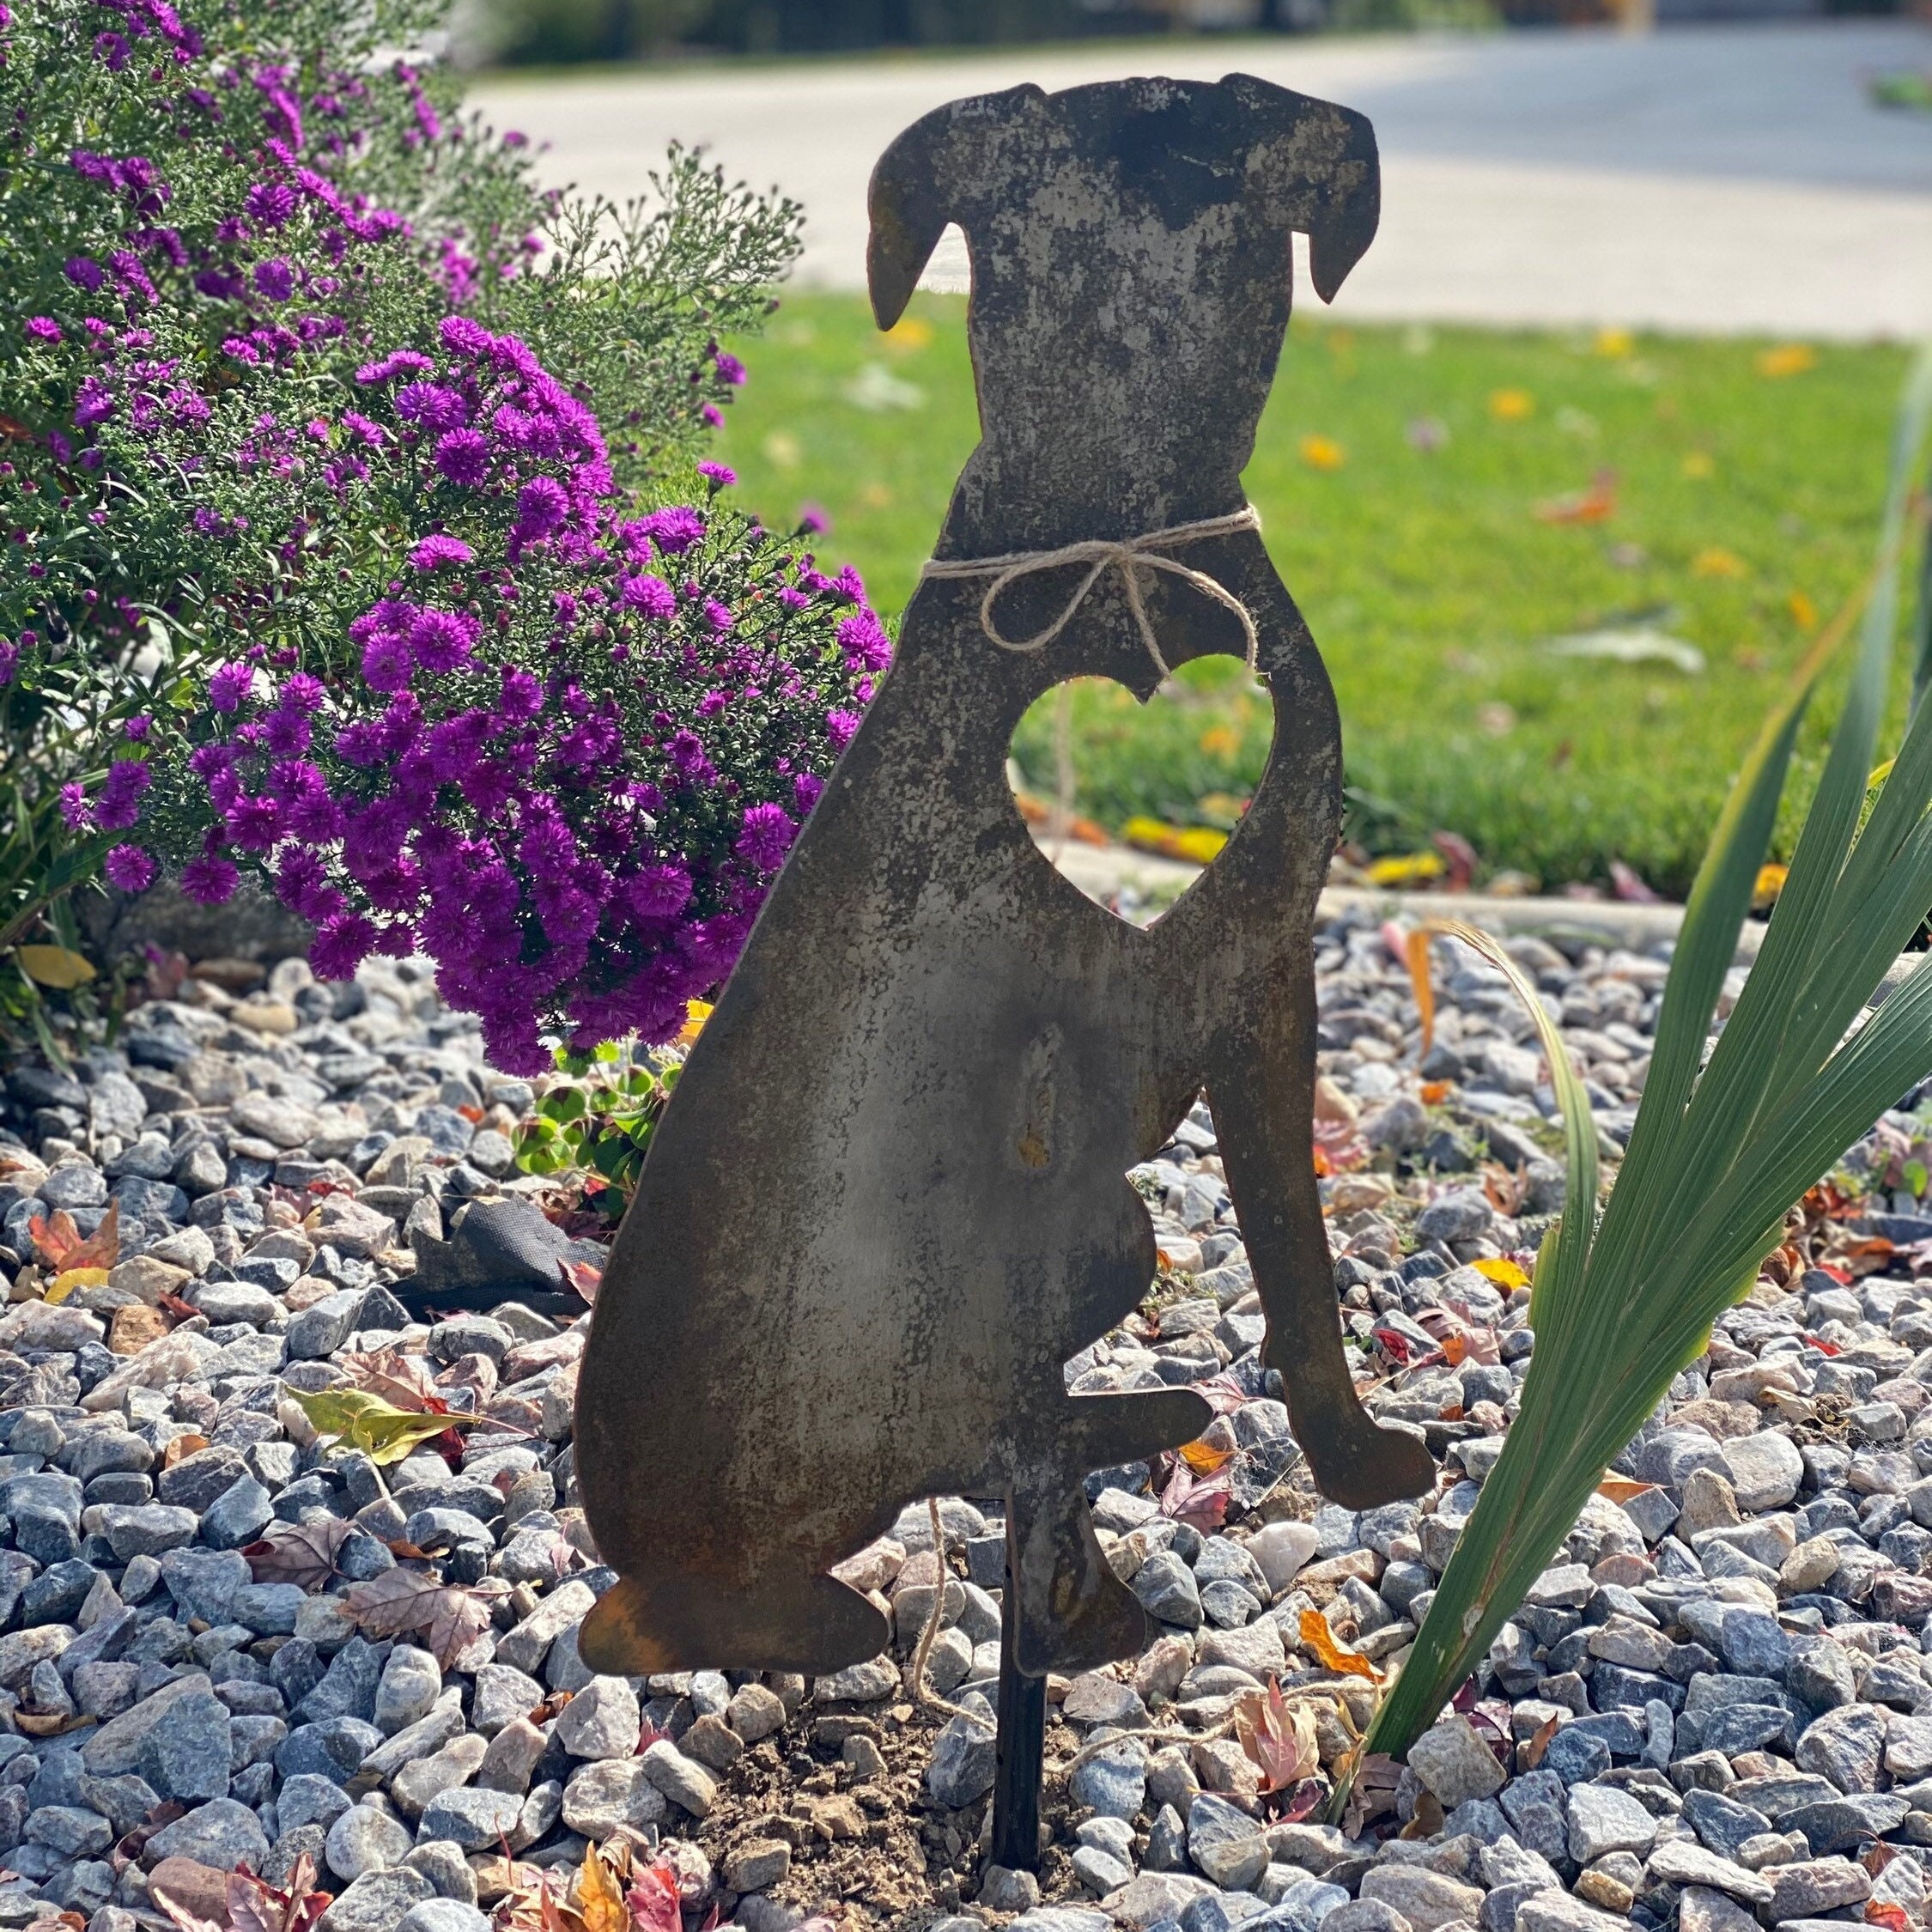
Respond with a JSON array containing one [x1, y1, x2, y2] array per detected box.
[[716, 292, 1914, 896]]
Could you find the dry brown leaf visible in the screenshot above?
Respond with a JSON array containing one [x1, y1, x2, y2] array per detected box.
[[343, 1565, 506, 1668], [1233, 1677, 1320, 1793], [339, 1346, 443, 1412], [30, 1198, 119, 1273], [1520, 1713, 1560, 1770], [1595, 1478, 1660, 1504], [1298, 1609, 1382, 1683], [226, 1853, 331, 1932], [242, 1517, 354, 1593], [161, 1433, 210, 1470], [1404, 926, 1437, 1059]]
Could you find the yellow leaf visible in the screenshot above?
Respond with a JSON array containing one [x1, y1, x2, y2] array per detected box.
[[1365, 852, 1445, 888], [1298, 1608, 1382, 1682], [677, 1000, 712, 1047], [1757, 343, 1817, 379], [1179, 1438, 1234, 1475], [287, 1386, 471, 1466], [1692, 547, 1748, 580], [1298, 434, 1346, 471], [15, 945, 96, 990], [884, 314, 934, 350], [1594, 328, 1633, 359], [44, 1267, 108, 1305], [1680, 450, 1715, 481], [1121, 817, 1228, 866], [1471, 1257, 1530, 1291], [1198, 724, 1241, 759], [1488, 388, 1534, 422], [576, 1847, 627, 1932], [1753, 862, 1789, 909], [1789, 590, 1817, 632]]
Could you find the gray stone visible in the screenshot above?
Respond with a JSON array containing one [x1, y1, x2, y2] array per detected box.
[[639, 1737, 718, 1816], [925, 1712, 996, 1809], [325, 1801, 414, 1883], [1767, 1859, 1873, 1921], [1188, 1792, 1270, 1892], [201, 1475, 274, 1550], [1566, 1783, 1658, 1862], [555, 1675, 639, 1759], [416, 1786, 524, 1851], [561, 1758, 668, 1838], [1133, 1550, 1204, 1631], [1795, 1704, 1886, 1794], [97, 1503, 197, 1559], [1070, 1737, 1147, 1819], [145, 1796, 270, 1869], [1406, 1716, 1504, 1808], [1358, 1868, 1485, 1932], [319, 1868, 434, 1932], [278, 1772, 355, 1836], [374, 1647, 441, 1735], [397, 1906, 491, 1932], [137, 1688, 232, 1803], [1643, 1841, 1772, 1904], [1722, 1431, 1804, 1510]]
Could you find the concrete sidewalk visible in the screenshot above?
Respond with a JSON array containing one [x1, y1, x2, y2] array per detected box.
[[471, 22, 1932, 340]]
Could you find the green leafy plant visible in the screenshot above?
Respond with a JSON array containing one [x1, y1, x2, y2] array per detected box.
[[512, 1036, 684, 1214], [1355, 340, 1932, 1778]]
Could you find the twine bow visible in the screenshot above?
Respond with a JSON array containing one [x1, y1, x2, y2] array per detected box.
[[919, 506, 1263, 677]]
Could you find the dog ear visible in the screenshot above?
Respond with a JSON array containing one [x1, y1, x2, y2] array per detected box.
[[1225, 76, 1381, 304], [868, 88, 1044, 331]]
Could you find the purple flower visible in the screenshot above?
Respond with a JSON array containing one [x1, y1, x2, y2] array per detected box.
[[514, 476, 568, 538], [799, 504, 829, 535], [735, 802, 797, 872], [635, 505, 703, 556], [25, 318, 61, 344], [263, 708, 312, 756], [58, 782, 94, 831], [104, 844, 155, 892], [0, 642, 17, 687], [619, 573, 675, 619], [434, 428, 489, 485], [500, 666, 543, 721], [361, 630, 412, 694], [180, 854, 240, 904], [828, 708, 861, 752], [311, 912, 376, 980], [794, 771, 825, 816], [836, 610, 893, 673], [714, 349, 747, 386], [279, 672, 326, 714], [123, 715, 151, 741], [97, 758, 151, 831], [440, 315, 495, 357], [410, 534, 473, 573], [625, 862, 693, 920], [395, 382, 466, 432], [210, 662, 254, 712], [63, 257, 105, 293], [697, 461, 737, 489], [252, 258, 295, 302], [94, 30, 131, 67], [245, 182, 296, 229], [410, 607, 480, 673], [355, 349, 434, 386], [73, 376, 115, 428]]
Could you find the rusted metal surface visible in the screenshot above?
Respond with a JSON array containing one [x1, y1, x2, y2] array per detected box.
[[575, 72, 1432, 1682]]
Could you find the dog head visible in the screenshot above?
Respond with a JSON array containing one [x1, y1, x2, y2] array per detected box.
[[867, 73, 1380, 330]]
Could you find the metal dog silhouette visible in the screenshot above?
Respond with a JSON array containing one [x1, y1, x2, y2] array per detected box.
[[575, 72, 1431, 1682]]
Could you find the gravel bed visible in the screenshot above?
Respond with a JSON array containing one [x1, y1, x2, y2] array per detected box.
[[0, 916, 1928, 1932]]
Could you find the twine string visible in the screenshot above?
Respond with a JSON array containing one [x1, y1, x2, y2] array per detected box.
[[919, 506, 1263, 677]]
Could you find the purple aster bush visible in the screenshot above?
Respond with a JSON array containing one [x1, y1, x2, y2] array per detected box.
[[1, 0, 833, 1048]]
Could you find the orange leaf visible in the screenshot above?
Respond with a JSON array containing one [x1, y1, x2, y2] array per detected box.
[[1178, 1438, 1234, 1475], [30, 1198, 118, 1272], [162, 1433, 210, 1469], [558, 1258, 602, 1306], [1865, 1906, 1910, 1932], [1534, 470, 1618, 525], [1403, 927, 1436, 1057], [1419, 1078, 1452, 1103], [1521, 1713, 1560, 1769], [1234, 1676, 1320, 1792], [1597, 1478, 1661, 1504], [577, 1847, 627, 1932], [1298, 1609, 1382, 1682]]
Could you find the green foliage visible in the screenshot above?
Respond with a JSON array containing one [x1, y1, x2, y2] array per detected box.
[[714, 293, 1914, 896], [1356, 343, 1932, 1778], [513, 1040, 681, 1212]]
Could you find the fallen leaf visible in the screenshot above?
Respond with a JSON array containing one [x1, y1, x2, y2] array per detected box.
[[1865, 1907, 1911, 1932], [558, 1258, 602, 1306], [1546, 626, 1704, 675], [1158, 1459, 1232, 1533], [1534, 470, 1618, 526], [1121, 816, 1229, 866], [577, 1846, 628, 1932], [1177, 1438, 1234, 1475], [243, 1517, 355, 1593], [1521, 1712, 1560, 1770], [1419, 1078, 1452, 1104], [338, 1346, 447, 1413], [1299, 434, 1346, 471], [1234, 1676, 1320, 1792], [287, 1385, 477, 1466], [1488, 388, 1534, 421], [343, 1565, 506, 1668], [15, 1705, 85, 1736], [227, 1854, 331, 1932], [1758, 343, 1817, 379], [678, 999, 712, 1047], [1404, 926, 1437, 1057], [1340, 1750, 1403, 1838], [1364, 852, 1443, 889], [1400, 1791, 1447, 1838], [161, 1433, 210, 1470], [1471, 1257, 1529, 1291], [15, 944, 98, 989], [43, 1266, 109, 1305], [1298, 1609, 1382, 1682], [30, 1198, 119, 1273], [627, 1858, 685, 1932], [150, 1888, 224, 1932], [1692, 546, 1749, 579], [1596, 1478, 1661, 1505]]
